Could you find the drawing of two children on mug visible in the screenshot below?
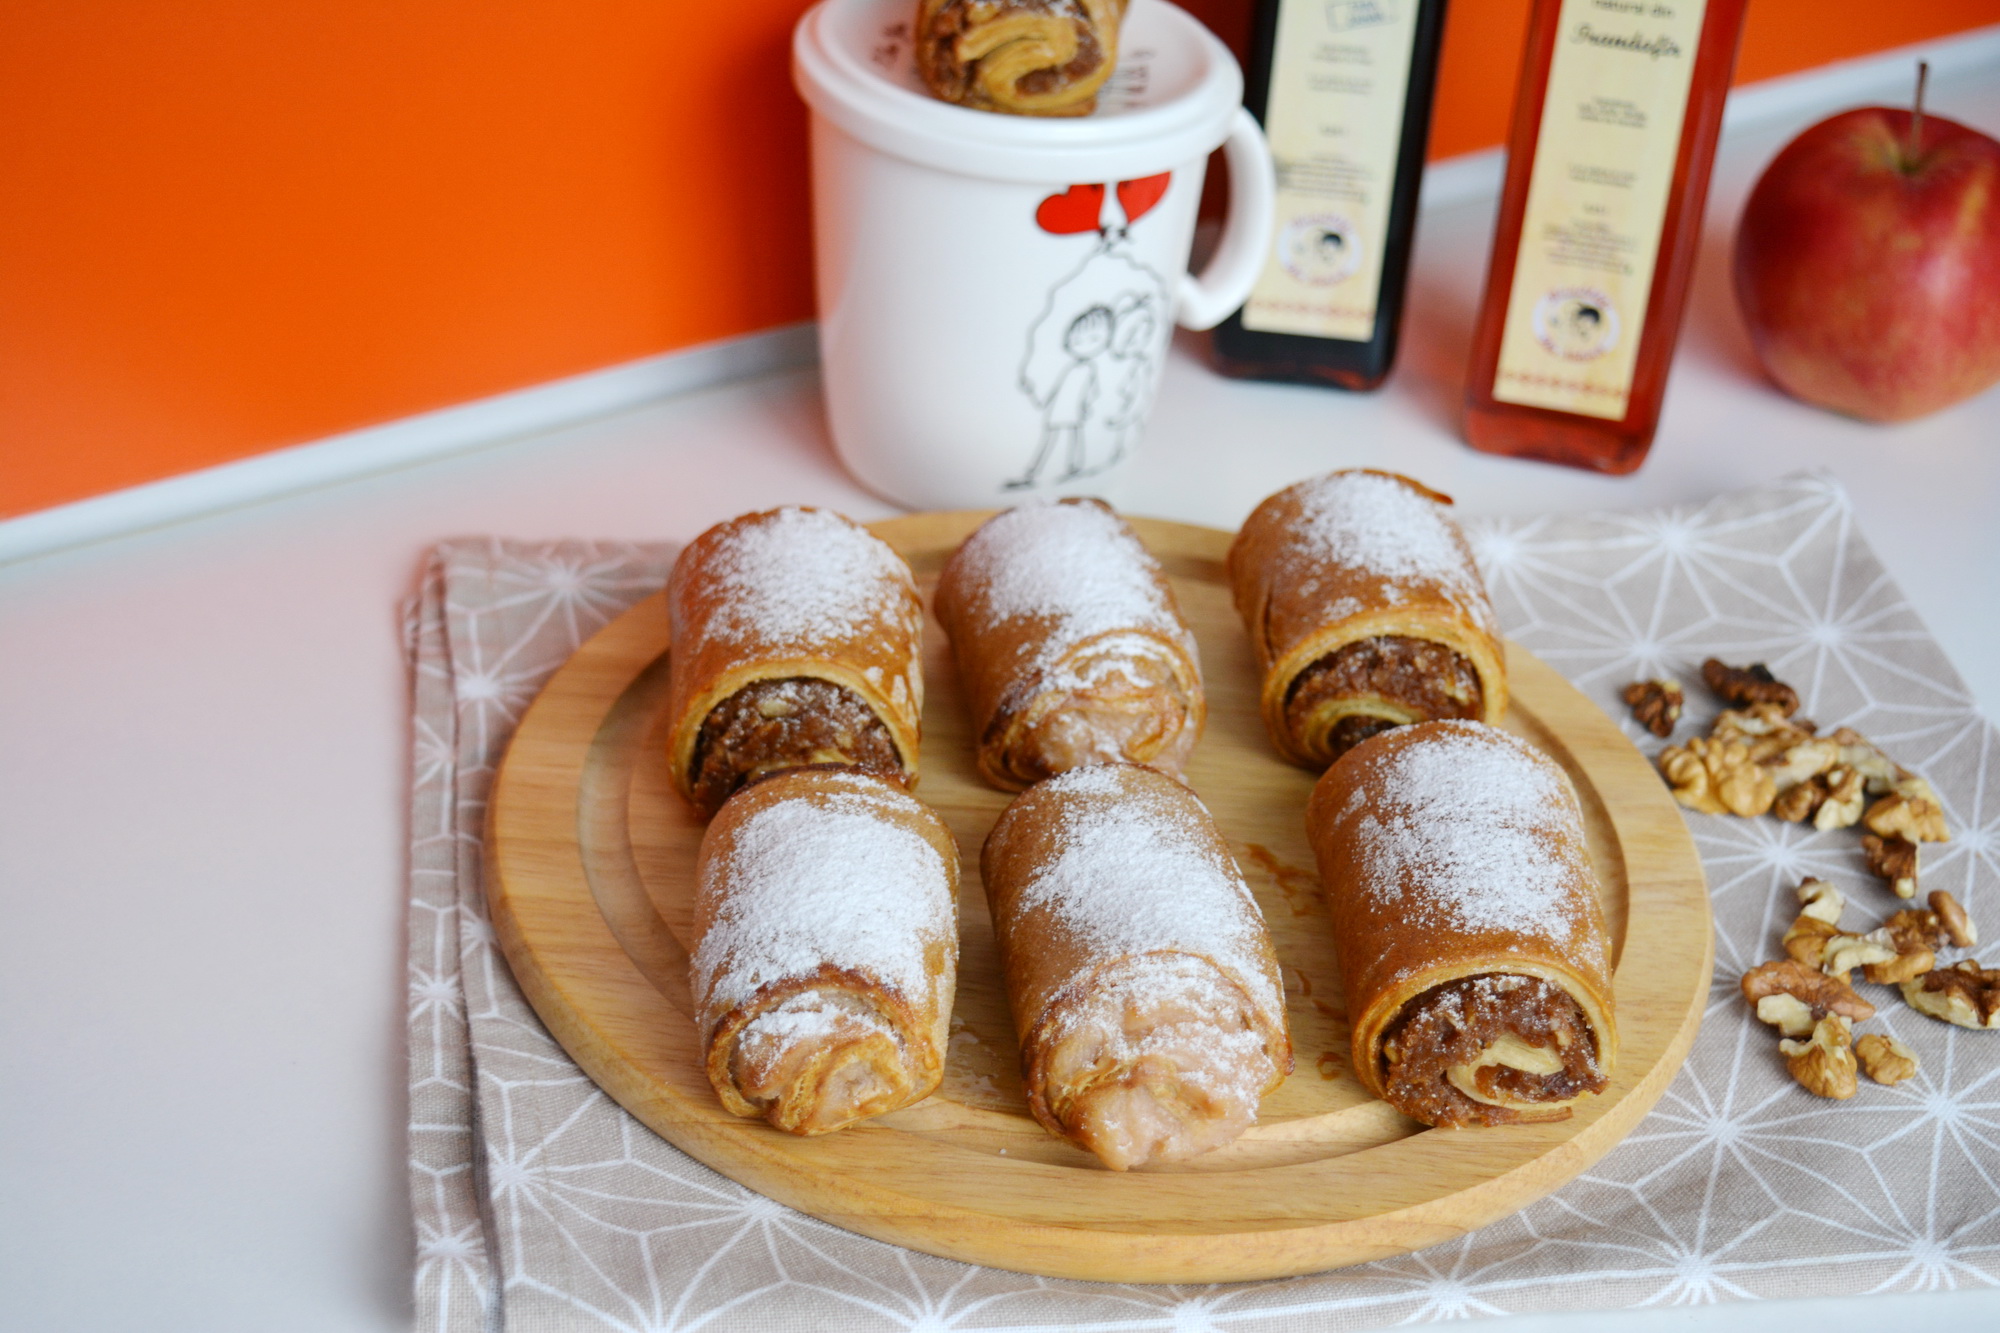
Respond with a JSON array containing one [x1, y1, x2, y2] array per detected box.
[[1012, 291, 1159, 490]]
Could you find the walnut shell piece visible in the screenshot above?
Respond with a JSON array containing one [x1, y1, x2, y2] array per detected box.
[[1742, 958, 1876, 1029], [1703, 658, 1800, 715], [1931, 890, 1977, 948], [1854, 1033, 1919, 1086], [1622, 678, 1684, 737], [1861, 833, 1919, 900], [1901, 961, 2000, 1030], [1780, 1015, 1858, 1099]]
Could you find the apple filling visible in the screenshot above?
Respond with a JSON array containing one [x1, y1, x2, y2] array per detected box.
[[1038, 954, 1278, 1171], [1002, 640, 1196, 784], [727, 990, 916, 1135]]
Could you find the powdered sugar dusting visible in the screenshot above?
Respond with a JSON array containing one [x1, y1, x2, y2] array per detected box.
[[701, 507, 916, 648], [1291, 472, 1497, 634], [1341, 722, 1602, 965], [1045, 953, 1276, 1105], [946, 501, 1196, 689], [1012, 768, 1281, 1020], [694, 774, 954, 1020]]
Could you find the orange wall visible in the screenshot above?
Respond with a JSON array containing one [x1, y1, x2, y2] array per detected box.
[[4, 0, 1996, 520]]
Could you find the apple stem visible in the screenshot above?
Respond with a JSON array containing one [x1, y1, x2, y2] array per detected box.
[[1908, 60, 1929, 164]]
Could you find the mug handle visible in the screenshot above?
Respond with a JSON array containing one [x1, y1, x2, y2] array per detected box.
[[1174, 107, 1276, 332]]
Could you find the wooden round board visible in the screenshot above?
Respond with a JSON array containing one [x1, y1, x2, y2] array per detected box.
[[485, 511, 1712, 1283]]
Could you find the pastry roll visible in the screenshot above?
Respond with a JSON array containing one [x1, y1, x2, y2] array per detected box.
[[692, 768, 960, 1135], [916, 0, 1126, 118], [1306, 721, 1617, 1128], [982, 764, 1292, 1169], [935, 498, 1204, 791], [1227, 469, 1507, 768], [666, 506, 924, 818]]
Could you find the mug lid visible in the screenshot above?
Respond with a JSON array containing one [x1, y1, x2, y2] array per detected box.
[[794, 0, 1244, 183]]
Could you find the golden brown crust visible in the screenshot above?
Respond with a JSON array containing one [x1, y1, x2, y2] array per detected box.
[[692, 769, 960, 1135], [935, 499, 1205, 791], [915, 0, 1127, 118], [981, 765, 1291, 1164], [1305, 721, 1617, 1126], [1227, 470, 1507, 768], [666, 507, 924, 816]]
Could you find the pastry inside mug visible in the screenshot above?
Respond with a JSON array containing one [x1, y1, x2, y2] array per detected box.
[[916, 0, 1127, 117]]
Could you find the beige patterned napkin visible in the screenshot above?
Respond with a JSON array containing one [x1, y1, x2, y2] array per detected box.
[[407, 476, 1999, 1332]]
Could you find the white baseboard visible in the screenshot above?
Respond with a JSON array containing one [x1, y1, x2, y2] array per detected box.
[[0, 323, 818, 566], [4, 22, 1996, 567]]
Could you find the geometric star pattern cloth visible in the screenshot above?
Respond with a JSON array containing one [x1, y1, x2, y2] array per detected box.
[[407, 476, 1998, 1331]]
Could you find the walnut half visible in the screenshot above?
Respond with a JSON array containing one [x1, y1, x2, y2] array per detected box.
[[1865, 790, 1951, 844], [1703, 658, 1800, 715], [1862, 833, 1919, 900], [1662, 735, 1778, 817], [1821, 927, 1900, 983], [1861, 909, 1941, 984], [1854, 1033, 1919, 1086], [1622, 678, 1684, 737], [1780, 1015, 1858, 1099], [1813, 765, 1867, 831], [1901, 961, 2000, 1030], [1931, 890, 1977, 948], [1742, 958, 1876, 1037], [1797, 878, 1845, 924]]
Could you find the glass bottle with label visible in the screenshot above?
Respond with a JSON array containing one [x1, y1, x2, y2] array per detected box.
[[1464, 0, 1748, 473], [1211, 0, 1450, 391]]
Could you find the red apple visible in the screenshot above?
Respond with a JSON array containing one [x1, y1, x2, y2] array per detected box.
[[1733, 85, 2000, 422]]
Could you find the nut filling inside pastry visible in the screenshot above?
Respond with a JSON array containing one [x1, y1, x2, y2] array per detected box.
[[1378, 974, 1606, 1128], [689, 678, 902, 814], [919, 0, 1119, 117], [1003, 643, 1195, 786], [1038, 954, 1280, 1171], [725, 990, 915, 1135], [1284, 635, 1484, 761]]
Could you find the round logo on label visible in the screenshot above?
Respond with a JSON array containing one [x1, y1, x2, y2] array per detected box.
[[1278, 213, 1363, 287], [1531, 288, 1620, 361]]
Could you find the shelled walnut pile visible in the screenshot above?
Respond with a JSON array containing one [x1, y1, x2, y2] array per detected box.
[[1626, 659, 1987, 1098], [1630, 658, 1952, 899], [1741, 877, 1992, 1097]]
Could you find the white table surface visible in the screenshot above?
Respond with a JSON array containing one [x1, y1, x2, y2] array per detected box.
[[3, 58, 1997, 1333]]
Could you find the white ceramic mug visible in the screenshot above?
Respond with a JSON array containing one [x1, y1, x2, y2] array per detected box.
[[794, 0, 1274, 509]]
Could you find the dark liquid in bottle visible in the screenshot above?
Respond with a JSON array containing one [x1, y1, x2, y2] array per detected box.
[[1211, 0, 1451, 391]]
